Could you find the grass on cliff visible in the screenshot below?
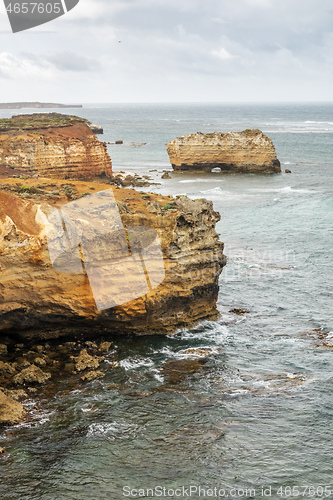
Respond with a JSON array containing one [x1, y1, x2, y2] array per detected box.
[[0, 113, 86, 133]]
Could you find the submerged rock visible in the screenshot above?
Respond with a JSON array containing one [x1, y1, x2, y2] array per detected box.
[[160, 358, 207, 384], [229, 308, 250, 315], [80, 370, 105, 382], [98, 341, 112, 353], [166, 129, 281, 173]]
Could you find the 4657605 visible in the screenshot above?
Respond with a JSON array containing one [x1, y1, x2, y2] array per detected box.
[[5, 2, 62, 14], [275, 485, 333, 497]]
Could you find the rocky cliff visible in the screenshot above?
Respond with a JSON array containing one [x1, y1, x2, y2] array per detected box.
[[0, 114, 112, 180], [166, 129, 281, 173], [0, 179, 226, 339]]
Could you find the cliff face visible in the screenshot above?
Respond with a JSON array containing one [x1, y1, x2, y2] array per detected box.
[[0, 181, 226, 339], [0, 115, 112, 180], [166, 129, 281, 173]]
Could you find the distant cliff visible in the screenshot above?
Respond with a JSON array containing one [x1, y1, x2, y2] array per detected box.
[[0, 102, 82, 109], [0, 113, 111, 180], [166, 129, 281, 173], [0, 181, 226, 339]]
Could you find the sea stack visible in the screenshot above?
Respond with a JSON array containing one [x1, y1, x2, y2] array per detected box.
[[0, 113, 112, 180], [166, 129, 281, 173]]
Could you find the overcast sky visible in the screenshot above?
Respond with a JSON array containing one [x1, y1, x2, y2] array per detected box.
[[0, 0, 332, 103]]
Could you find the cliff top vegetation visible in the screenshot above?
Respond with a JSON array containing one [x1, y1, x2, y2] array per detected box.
[[0, 113, 86, 133]]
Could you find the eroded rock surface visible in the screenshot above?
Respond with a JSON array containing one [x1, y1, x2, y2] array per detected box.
[[0, 180, 226, 339], [0, 389, 26, 425], [73, 349, 100, 372], [166, 129, 281, 173], [13, 365, 51, 385], [0, 114, 112, 180]]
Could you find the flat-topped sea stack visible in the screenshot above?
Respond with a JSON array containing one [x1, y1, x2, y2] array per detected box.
[[0, 113, 112, 180], [166, 129, 281, 174]]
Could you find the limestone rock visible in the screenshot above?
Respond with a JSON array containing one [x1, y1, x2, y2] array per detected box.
[[13, 364, 51, 385], [34, 357, 47, 367], [0, 389, 26, 425], [74, 349, 100, 372], [0, 361, 16, 377], [3, 388, 28, 400], [86, 122, 103, 134], [0, 114, 112, 181], [166, 129, 281, 173], [0, 183, 226, 338], [0, 344, 7, 356]]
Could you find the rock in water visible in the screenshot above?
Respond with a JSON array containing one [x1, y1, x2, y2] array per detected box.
[[13, 365, 51, 385], [0, 389, 26, 425], [85, 121, 103, 134], [74, 349, 100, 372], [166, 129, 281, 173]]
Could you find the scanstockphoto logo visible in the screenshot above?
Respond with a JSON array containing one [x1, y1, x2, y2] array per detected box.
[[3, 0, 79, 33]]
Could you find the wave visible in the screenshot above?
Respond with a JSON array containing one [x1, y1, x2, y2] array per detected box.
[[250, 186, 316, 195], [87, 421, 139, 439], [179, 179, 221, 184], [119, 357, 154, 370]]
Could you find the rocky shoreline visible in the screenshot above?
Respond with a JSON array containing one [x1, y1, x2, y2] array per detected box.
[[0, 335, 116, 426], [0, 113, 227, 428]]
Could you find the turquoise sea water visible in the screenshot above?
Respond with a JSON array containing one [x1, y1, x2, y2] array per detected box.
[[0, 103, 332, 499]]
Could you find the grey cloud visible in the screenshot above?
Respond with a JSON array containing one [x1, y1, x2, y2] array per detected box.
[[1, 0, 332, 101], [47, 52, 101, 72]]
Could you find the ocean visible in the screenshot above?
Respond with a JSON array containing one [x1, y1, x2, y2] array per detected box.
[[0, 103, 332, 499]]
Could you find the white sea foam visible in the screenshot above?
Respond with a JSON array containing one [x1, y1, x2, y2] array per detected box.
[[87, 421, 139, 439], [120, 357, 154, 370], [250, 186, 316, 195], [179, 179, 221, 184]]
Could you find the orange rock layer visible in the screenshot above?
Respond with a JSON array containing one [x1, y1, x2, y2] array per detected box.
[[167, 129, 281, 173], [0, 122, 112, 180], [0, 181, 226, 339]]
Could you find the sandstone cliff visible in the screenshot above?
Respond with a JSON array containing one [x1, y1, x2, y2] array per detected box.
[[166, 129, 281, 173], [0, 114, 112, 180], [0, 179, 226, 339]]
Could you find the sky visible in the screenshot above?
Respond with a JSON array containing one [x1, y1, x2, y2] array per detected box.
[[0, 0, 332, 103]]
